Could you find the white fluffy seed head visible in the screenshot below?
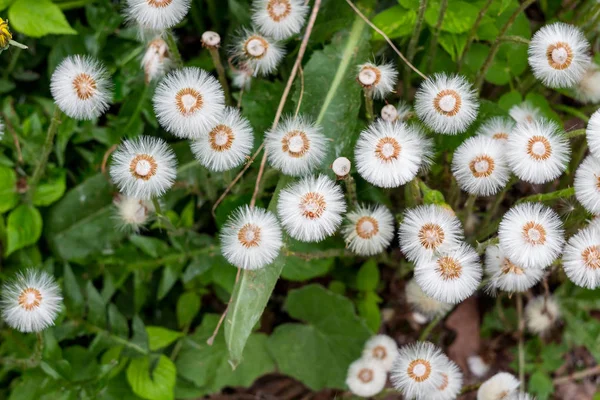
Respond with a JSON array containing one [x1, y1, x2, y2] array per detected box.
[[430, 357, 463, 400], [221, 206, 283, 270], [201, 31, 221, 48], [345, 357, 387, 398], [50, 55, 112, 120], [477, 116, 515, 144], [355, 120, 433, 188], [414, 242, 482, 304], [362, 335, 398, 372], [191, 107, 254, 172], [528, 22, 591, 88], [153, 67, 226, 139], [232, 29, 285, 76], [266, 115, 328, 176], [498, 203, 565, 269], [452, 135, 511, 196], [1, 269, 63, 333], [142, 37, 172, 83], [484, 245, 545, 294], [467, 355, 490, 378], [114, 195, 155, 231], [574, 154, 600, 214], [357, 62, 398, 100], [477, 372, 520, 400], [586, 109, 600, 159], [525, 295, 560, 335], [562, 224, 600, 289], [405, 279, 453, 319], [343, 204, 395, 256], [381, 101, 413, 122], [398, 204, 464, 264], [110, 136, 177, 200], [506, 119, 570, 184], [509, 102, 542, 125], [277, 175, 346, 242], [332, 156, 351, 178], [391, 341, 446, 399], [575, 63, 600, 103], [415, 73, 479, 135], [125, 0, 191, 31], [252, 0, 308, 40]]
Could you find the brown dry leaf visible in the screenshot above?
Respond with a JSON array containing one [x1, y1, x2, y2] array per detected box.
[[445, 296, 481, 372]]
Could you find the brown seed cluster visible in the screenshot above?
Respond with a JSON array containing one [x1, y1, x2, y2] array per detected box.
[[300, 192, 327, 220], [469, 154, 495, 178], [175, 87, 203, 116], [522, 221, 547, 245], [407, 359, 432, 382], [527, 135, 552, 161], [146, 0, 173, 7], [501, 258, 525, 275], [356, 216, 379, 239], [267, 0, 292, 22], [209, 125, 235, 152], [492, 132, 509, 141], [72, 73, 97, 100], [546, 41, 573, 70], [18, 288, 42, 311], [418, 223, 445, 250], [244, 36, 269, 59], [238, 223, 262, 248], [582, 245, 600, 270], [375, 137, 401, 162], [282, 130, 310, 158], [358, 368, 374, 383], [372, 345, 387, 360], [433, 89, 461, 116], [130, 154, 158, 180], [438, 373, 449, 391], [437, 256, 462, 280]]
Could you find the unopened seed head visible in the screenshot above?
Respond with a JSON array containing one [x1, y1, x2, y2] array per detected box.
[[332, 156, 351, 178], [381, 104, 399, 122], [201, 31, 221, 47]]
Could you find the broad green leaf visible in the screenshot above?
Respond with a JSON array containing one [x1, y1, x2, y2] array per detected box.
[[8, 0, 76, 37], [528, 371, 553, 400], [108, 304, 129, 338], [0, 0, 15, 11], [32, 168, 66, 207], [86, 282, 107, 328], [176, 292, 201, 328], [425, 0, 479, 34], [0, 165, 18, 213], [356, 291, 381, 332], [498, 91, 522, 111], [437, 32, 467, 61], [355, 259, 379, 291], [282, 239, 337, 281], [130, 235, 170, 258], [371, 5, 417, 39], [6, 204, 42, 256], [126, 355, 176, 400], [268, 284, 371, 390], [63, 263, 85, 317], [146, 327, 183, 351]]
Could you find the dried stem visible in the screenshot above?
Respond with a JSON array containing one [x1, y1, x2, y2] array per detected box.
[[28, 106, 62, 202], [427, 0, 448, 73], [208, 47, 233, 106], [404, 0, 428, 95], [553, 365, 600, 385], [295, 66, 305, 118], [457, 0, 494, 71], [101, 144, 118, 179]]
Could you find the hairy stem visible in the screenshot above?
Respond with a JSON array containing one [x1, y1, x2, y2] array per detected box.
[[165, 31, 183, 68], [344, 175, 359, 208], [364, 89, 374, 121], [208, 47, 233, 106], [517, 187, 575, 204], [28, 106, 62, 202]]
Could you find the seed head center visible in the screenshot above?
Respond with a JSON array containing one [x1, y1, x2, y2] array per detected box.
[[437, 256, 462, 280], [18, 288, 42, 311], [245, 36, 268, 58], [356, 216, 379, 239], [267, 0, 292, 21], [176, 88, 203, 115], [282, 130, 309, 157], [300, 192, 327, 220], [375, 137, 401, 161], [407, 359, 431, 382], [358, 67, 381, 87], [72, 73, 97, 100], [547, 42, 573, 70], [418, 223, 445, 250], [130, 154, 158, 180], [210, 125, 235, 152], [469, 155, 495, 178], [238, 223, 262, 248], [527, 136, 552, 160], [582, 245, 600, 269], [434, 89, 461, 116], [522, 221, 547, 245], [147, 0, 173, 7], [358, 368, 373, 383], [372, 345, 387, 360]]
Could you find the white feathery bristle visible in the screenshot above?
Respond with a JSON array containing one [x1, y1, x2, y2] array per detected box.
[[153, 67, 226, 139], [232, 29, 285, 76], [277, 175, 346, 242], [191, 107, 254, 172], [142, 37, 172, 83], [265, 115, 328, 176], [345, 358, 387, 398], [525, 295, 560, 335], [125, 0, 191, 31], [1, 269, 63, 333], [528, 22, 591, 88], [110, 136, 177, 200], [415, 73, 479, 135], [405, 279, 453, 319], [357, 62, 398, 100], [412, 311, 429, 324], [430, 356, 463, 400], [398, 204, 464, 264], [114, 195, 155, 231], [574, 154, 600, 214], [50, 55, 112, 120], [562, 224, 600, 289], [221, 206, 283, 270], [343, 204, 395, 256], [232, 64, 254, 90], [509, 102, 542, 125], [477, 116, 515, 144], [498, 202, 565, 269], [414, 242, 482, 304], [506, 119, 570, 184], [484, 245, 545, 294], [477, 372, 520, 400], [354, 120, 433, 188], [575, 63, 600, 104], [362, 335, 398, 372], [252, 0, 308, 40], [586, 109, 600, 159], [390, 341, 446, 399], [332, 156, 351, 178], [467, 355, 490, 378], [452, 135, 511, 196], [201, 31, 221, 48]]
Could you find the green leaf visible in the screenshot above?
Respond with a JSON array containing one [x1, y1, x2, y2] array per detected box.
[[126, 355, 176, 400], [498, 90, 522, 112], [282, 239, 336, 281], [425, 0, 479, 34], [176, 292, 201, 328], [268, 284, 371, 390], [355, 259, 379, 291], [86, 282, 107, 328], [437, 33, 467, 61], [371, 5, 417, 39], [63, 263, 85, 317], [0, 165, 19, 213], [146, 327, 183, 351], [129, 235, 170, 258], [32, 168, 66, 207], [8, 0, 76, 37], [6, 204, 42, 256], [529, 370, 553, 400]]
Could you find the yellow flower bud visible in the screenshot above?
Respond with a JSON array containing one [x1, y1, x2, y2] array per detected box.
[[0, 18, 12, 50]]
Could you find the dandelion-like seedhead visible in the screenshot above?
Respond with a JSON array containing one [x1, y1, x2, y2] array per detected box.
[[114, 195, 155, 232], [201, 31, 221, 48], [110, 136, 177, 200], [528, 22, 591, 88], [221, 206, 283, 270], [125, 0, 191, 31], [484, 245, 545, 294], [415, 73, 479, 135], [265, 115, 327, 176], [414, 242, 482, 304], [509, 102, 542, 125], [562, 224, 600, 289], [191, 107, 254, 172], [357, 62, 398, 100], [398, 204, 464, 264], [524, 295, 560, 335], [430, 357, 463, 400], [452, 135, 511, 196], [232, 29, 285, 76], [477, 116, 515, 144], [345, 357, 387, 398], [142, 37, 172, 83], [332, 156, 351, 178], [343, 204, 395, 256], [586, 109, 600, 159], [1, 269, 62, 333], [498, 203, 565, 269], [355, 120, 433, 188], [391, 341, 446, 399], [506, 119, 570, 184], [467, 355, 490, 378], [362, 335, 398, 372], [153, 67, 225, 139], [575, 63, 600, 104], [477, 372, 520, 400], [50, 55, 112, 120], [405, 279, 453, 319], [381, 101, 412, 122], [252, 0, 308, 40], [574, 154, 600, 214]]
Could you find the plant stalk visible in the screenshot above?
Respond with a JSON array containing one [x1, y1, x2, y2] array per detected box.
[[363, 88, 374, 122], [28, 107, 62, 202], [208, 47, 233, 105], [165, 31, 183, 68]]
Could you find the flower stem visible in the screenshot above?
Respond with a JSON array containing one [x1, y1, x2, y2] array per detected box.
[[565, 128, 586, 138], [457, 0, 494, 72], [28, 106, 62, 202], [418, 314, 443, 341], [208, 47, 233, 106], [165, 31, 183, 68], [343, 175, 359, 207], [427, 0, 448, 73], [517, 187, 575, 204], [404, 0, 428, 96], [405, 178, 422, 207], [363, 88, 374, 122]]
